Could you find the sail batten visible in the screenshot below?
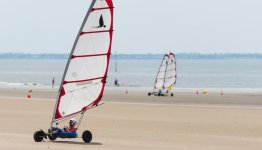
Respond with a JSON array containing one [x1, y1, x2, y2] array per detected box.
[[159, 76, 176, 79], [81, 30, 113, 35], [52, 0, 114, 123], [64, 76, 105, 84], [92, 7, 114, 11], [72, 53, 108, 59], [159, 69, 176, 72]]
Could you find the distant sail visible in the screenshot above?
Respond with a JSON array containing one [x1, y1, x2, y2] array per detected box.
[[53, 0, 114, 122], [154, 52, 177, 91]]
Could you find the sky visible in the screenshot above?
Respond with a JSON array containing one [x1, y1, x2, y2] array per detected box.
[[0, 0, 262, 54]]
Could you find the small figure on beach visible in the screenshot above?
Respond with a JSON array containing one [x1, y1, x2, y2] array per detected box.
[[52, 77, 55, 88], [114, 78, 119, 87]]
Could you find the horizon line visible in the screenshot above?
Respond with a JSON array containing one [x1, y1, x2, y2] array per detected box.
[[1, 52, 262, 55]]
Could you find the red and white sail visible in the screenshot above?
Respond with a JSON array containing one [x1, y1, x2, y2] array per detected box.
[[53, 0, 114, 122], [154, 52, 177, 91]]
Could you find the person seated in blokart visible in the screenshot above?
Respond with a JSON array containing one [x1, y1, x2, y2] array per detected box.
[[48, 118, 78, 138], [157, 88, 169, 96], [157, 89, 162, 95]]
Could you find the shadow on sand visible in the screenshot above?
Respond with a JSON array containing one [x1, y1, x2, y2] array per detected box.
[[50, 141, 103, 146]]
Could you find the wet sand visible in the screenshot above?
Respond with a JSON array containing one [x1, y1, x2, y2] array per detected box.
[[0, 88, 262, 150]]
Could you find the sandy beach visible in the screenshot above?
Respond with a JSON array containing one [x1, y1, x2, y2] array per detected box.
[[1, 0, 262, 149], [0, 88, 262, 150]]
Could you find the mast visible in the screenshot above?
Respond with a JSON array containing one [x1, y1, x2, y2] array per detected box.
[[153, 54, 166, 89], [171, 53, 177, 85], [50, 0, 97, 129], [162, 56, 169, 89]]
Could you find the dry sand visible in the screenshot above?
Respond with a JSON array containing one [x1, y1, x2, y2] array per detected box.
[[0, 88, 262, 150]]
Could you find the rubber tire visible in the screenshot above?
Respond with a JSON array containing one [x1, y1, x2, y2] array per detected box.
[[82, 130, 92, 143], [171, 93, 174, 97], [148, 93, 151, 96], [34, 130, 45, 142], [48, 129, 58, 141]]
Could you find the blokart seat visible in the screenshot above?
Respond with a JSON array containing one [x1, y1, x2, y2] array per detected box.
[[57, 131, 78, 138]]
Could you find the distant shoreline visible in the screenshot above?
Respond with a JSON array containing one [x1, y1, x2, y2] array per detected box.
[[0, 53, 262, 60]]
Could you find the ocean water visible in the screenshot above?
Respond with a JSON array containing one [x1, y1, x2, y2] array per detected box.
[[0, 59, 261, 89]]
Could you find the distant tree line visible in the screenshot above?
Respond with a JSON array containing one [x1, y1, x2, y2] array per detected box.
[[0, 53, 262, 60], [112, 53, 262, 60], [0, 53, 68, 59]]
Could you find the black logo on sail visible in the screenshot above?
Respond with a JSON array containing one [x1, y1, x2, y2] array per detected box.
[[98, 15, 106, 28]]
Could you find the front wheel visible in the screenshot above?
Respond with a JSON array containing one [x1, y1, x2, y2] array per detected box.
[[48, 129, 58, 141], [171, 93, 174, 97], [34, 130, 45, 142], [148, 93, 151, 96], [82, 130, 92, 143]]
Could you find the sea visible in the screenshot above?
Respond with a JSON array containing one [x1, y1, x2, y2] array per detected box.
[[0, 59, 262, 92]]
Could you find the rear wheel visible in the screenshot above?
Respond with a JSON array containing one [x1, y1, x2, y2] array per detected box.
[[82, 130, 92, 143], [34, 130, 45, 142], [171, 93, 174, 97], [148, 93, 151, 96]]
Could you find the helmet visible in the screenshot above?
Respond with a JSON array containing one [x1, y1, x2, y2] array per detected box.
[[69, 118, 77, 126]]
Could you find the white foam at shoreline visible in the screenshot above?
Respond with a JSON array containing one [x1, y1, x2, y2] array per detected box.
[[0, 81, 59, 90], [0, 81, 261, 94]]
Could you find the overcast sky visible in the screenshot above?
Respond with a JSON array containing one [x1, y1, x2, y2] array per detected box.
[[0, 0, 262, 54]]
